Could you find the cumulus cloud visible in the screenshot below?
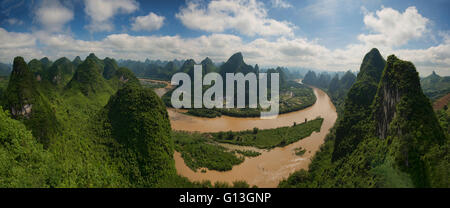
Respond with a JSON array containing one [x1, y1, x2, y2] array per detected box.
[[0, 28, 43, 63], [271, 0, 292, 9], [1, 30, 327, 69], [84, 0, 138, 32], [395, 39, 450, 75], [0, 5, 448, 76], [35, 0, 74, 32], [176, 0, 295, 37], [358, 6, 429, 47], [131, 12, 165, 32]]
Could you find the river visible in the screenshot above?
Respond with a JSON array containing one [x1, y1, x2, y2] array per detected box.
[[148, 79, 337, 187]]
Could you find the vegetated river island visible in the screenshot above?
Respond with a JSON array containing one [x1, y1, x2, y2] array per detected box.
[[151, 80, 337, 187]]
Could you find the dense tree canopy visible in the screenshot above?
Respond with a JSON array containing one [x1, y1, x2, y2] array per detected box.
[[279, 49, 448, 188]]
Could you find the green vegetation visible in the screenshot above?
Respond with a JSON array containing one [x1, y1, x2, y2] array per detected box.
[[102, 57, 119, 79], [279, 49, 449, 188], [332, 48, 386, 161], [0, 54, 210, 188], [172, 131, 245, 172], [119, 59, 185, 80], [327, 71, 357, 112], [215, 81, 316, 117], [171, 117, 323, 171], [0, 63, 11, 76], [303, 70, 357, 113], [140, 79, 167, 89], [96, 83, 176, 187], [66, 56, 114, 96], [155, 52, 316, 118], [294, 147, 306, 156], [0, 106, 53, 187], [0, 76, 8, 104], [421, 71, 450, 100], [187, 108, 222, 118], [212, 118, 323, 149], [234, 149, 261, 157], [72, 56, 82, 67], [47, 57, 76, 86], [436, 104, 449, 134], [3, 53, 310, 188], [303, 71, 331, 89], [164, 80, 316, 118], [4, 57, 59, 147]]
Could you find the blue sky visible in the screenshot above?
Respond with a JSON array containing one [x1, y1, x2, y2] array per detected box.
[[0, 0, 449, 76]]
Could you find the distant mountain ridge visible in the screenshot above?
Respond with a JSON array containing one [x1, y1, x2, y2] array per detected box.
[[0, 63, 11, 76], [118, 52, 306, 81], [421, 71, 450, 100]]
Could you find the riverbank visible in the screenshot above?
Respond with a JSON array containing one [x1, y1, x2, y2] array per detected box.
[[168, 87, 337, 187]]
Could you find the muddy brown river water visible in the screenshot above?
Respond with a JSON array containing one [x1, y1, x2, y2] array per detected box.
[[149, 79, 337, 188]]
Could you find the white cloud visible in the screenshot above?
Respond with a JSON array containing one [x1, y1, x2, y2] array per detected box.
[[358, 6, 429, 47], [9, 31, 326, 69], [5, 18, 24, 26], [0, 28, 43, 63], [84, 0, 139, 32], [175, 0, 295, 37], [395, 39, 450, 75], [271, 0, 292, 9], [0, 5, 448, 76], [35, 0, 74, 32], [1, 28, 449, 76], [131, 12, 165, 32]]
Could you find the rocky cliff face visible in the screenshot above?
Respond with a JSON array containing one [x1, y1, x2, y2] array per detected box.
[[280, 51, 448, 188], [374, 79, 401, 139], [332, 48, 386, 161], [11, 104, 33, 118], [373, 55, 424, 139], [4, 57, 60, 147], [5, 57, 37, 118], [372, 55, 447, 187], [48, 57, 76, 86]]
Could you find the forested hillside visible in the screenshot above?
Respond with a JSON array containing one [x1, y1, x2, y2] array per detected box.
[[161, 52, 317, 117], [0, 54, 200, 187], [279, 49, 449, 188], [118, 59, 185, 79], [302, 70, 356, 112]]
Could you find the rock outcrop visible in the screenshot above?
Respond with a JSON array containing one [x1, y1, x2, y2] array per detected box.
[[332, 48, 386, 161], [66, 56, 112, 96], [4, 57, 59, 147], [371, 55, 447, 187], [5, 57, 37, 118]]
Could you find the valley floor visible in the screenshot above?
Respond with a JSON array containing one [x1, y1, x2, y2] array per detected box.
[[165, 87, 337, 187]]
